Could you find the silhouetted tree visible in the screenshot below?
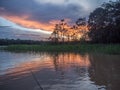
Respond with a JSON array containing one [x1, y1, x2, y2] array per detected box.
[[50, 19, 68, 42], [59, 19, 68, 42], [50, 24, 60, 42], [50, 18, 88, 42], [71, 25, 78, 41], [76, 18, 86, 26], [88, 0, 120, 43], [70, 17, 88, 41]]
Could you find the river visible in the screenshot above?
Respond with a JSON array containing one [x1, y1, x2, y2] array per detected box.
[[0, 51, 120, 90]]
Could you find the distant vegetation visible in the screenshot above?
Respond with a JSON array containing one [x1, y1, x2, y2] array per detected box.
[[0, 38, 89, 45], [0, 39, 49, 45]]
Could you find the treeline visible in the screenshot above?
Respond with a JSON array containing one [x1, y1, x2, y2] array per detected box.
[[0, 39, 48, 45], [50, 0, 120, 43], [0, 38, 89, 45]]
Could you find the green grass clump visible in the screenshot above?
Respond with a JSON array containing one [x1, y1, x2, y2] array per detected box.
[[2, 44, 120, 54]]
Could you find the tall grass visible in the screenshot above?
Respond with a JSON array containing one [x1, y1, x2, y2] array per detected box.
[[2, 44, 120, 54]]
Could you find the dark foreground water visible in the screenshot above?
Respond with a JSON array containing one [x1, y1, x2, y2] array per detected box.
[[0, 51, 120, 90]]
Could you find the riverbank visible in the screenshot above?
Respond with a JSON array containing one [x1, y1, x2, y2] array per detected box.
[[1, 44, 120, 54]]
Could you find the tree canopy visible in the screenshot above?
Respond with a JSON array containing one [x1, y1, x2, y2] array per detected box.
[[88, 0, 120, 43]]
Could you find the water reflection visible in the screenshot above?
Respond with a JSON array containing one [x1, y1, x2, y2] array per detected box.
[[88, 54, 120, 90], [0, 51, 120, 90]]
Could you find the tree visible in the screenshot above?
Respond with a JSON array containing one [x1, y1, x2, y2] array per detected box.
[[50, 18, 88, 42], [50, 24, 60, 42], [59, 19, 67, 42], [88, 1, 120, 43], [71, 17, 88, 41], [50, 19, 68, 42]]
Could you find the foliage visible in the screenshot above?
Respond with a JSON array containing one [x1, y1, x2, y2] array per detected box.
[[88, 1, 120, 43]]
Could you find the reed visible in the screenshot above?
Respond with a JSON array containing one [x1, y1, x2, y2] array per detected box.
[[2, 44, 120, 54]]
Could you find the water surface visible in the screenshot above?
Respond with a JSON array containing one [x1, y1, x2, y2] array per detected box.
[[0, 51, 120, 90]]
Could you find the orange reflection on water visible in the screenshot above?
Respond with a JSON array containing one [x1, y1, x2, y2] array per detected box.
[[51, 53, 90, 69], [5, 53, 90, 77]]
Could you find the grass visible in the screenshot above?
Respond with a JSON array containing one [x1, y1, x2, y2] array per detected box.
[[2, 44, 120, 54]]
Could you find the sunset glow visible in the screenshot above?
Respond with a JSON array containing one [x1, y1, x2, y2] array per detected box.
[[4, 15, 56, 31]]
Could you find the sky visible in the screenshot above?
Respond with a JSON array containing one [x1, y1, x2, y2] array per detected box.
[[0, 0, 112, 31], [0, 17, 51, 34]]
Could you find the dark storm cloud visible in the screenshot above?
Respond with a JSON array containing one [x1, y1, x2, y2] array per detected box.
[[0, 0, 34, 15], [29, 4, 82, 23], [0, 0, 112, 24], [0, 0, 83, 23]]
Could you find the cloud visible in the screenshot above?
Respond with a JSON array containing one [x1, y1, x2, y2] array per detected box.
[[34, 0, 110, 11], [0, 0, 112, 30], [0, 17, 51, 34], [3, 15, 55, 31], [35, 0, 66, 5]]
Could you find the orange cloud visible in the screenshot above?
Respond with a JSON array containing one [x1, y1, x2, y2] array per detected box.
[[4, 15, 55, 31], [3, 15, 88, 35], [4, 15, 72, 31]]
